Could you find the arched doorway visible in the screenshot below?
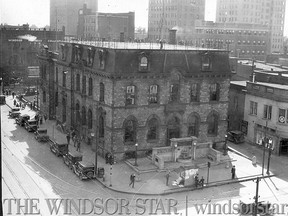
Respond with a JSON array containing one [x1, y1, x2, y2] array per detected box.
[[167, 116, 181, 145]]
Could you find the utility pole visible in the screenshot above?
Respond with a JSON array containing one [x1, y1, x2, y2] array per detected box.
[[254, 177, 260, 216], [207, 162, 211, 184], [261, 121, 268, 175]]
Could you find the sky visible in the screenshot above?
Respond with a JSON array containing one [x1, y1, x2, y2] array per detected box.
[[0, 0, 287, 36]]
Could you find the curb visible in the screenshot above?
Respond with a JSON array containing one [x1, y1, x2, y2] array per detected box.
[[93, 173, 276, 196]]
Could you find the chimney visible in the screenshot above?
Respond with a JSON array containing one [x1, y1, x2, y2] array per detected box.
[[169, 29, 177, 45]]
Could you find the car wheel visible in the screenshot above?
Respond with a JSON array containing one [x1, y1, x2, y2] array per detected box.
[[87, 171, 93, 179]]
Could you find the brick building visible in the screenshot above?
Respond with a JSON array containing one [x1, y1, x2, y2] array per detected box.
[[77, 4, 135, 41], [38, 42, 231, 159]]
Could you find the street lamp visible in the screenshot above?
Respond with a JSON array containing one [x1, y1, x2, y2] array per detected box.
[[192, 140, 197, 160], [134, 143, 138, 166], [266, 139, 273, 175], [91, 133, 97, 177], [174, 143, 178, 162], [223, 134, 228, 155]]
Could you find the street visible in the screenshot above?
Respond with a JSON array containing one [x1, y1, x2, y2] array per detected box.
[[1, 103, 288, 216]]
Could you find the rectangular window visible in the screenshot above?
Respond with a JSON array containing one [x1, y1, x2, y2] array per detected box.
[[263, 105, 272, 120], [210, 83, 219, 101], [249, 101, 258, 115], [62, 72, 66, 87], [149, 85, 158, 104], [190, 83, 199, 102], [82, 76, 86, 94], [126, 86, 135, 105]]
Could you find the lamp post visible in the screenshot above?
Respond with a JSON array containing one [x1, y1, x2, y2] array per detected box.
[[174, 143, 178, 162], [134, 143, 138, 166], [262, 121, 268, 176], [91, 133, 97, 177], [266, 139, 273, 175], [223, 134, 228, 156], [192, 141, 197, 160]]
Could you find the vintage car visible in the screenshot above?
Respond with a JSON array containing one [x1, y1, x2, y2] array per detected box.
[[239, 200, 274, 215], [63, 151, 83, 169], [9, 107, 21, 118], [73, 161, 95, 180], [227, 130, 245, 144], [49, 141, 68, 157], [34, 128, 49, 142], [25, 119, 38, 132], [16, 114, 30, 126]]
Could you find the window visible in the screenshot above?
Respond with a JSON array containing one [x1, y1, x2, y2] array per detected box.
[[202, 56, 212, 71], [62, 98, 66, 122], [263, 105, 272, 120], [76, 103, 80, 123], [75, 46, 81, 62], [62, 71, 66, 87], [99, 116, 104, 138], [55, 91, 58, 107], [190, 83, 199, 102], [99, 82, 105, 102], [207, 112, 218, 136], [149, 85, 158, 104], [126, 86, 135, 105], [88, 78, 93, 96], [124, 119, 137, 143], [87, 48, 94, 66], [250, 101, 258, 115], [61, 44, 66, 60], [82, 106, 86, 125], [139, 56, 148, 71], [210, 83, 220, 101], [147, 118, 158, 140], [170, 84, 179, 102], [88, 109, 92, 129], [82, 76, 86, 94], [55, 67, 59, 83], [188, 115, 200, 137], [278, 108, 288, 123], [76, 74, 80, 91]]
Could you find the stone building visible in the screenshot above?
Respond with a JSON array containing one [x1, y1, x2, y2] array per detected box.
[[38, 42, 231, 159]]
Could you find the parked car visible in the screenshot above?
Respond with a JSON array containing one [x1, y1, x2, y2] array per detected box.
[[9, 107, 21, 118], [73, 161, 95, 180], [63, 151, 83, 169], [227, 130, 245, 144], [25, 119, 38, 132], [49, 141, 68, 157], [34, 128, 49, 142], [16, 114, 30, 126]]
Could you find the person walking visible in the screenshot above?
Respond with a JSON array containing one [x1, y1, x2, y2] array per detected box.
[[166, 171, 170, 186], [12, 91, 15, 99], [231, 165, 236, 179], [76, 139, 81, 152], [199, 176, 204, 188], [194, 173, 199, 188], [66, 132, 71, 145], [129, 173, 136, 188]]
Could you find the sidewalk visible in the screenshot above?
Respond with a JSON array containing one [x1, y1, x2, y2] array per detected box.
[[5, 95, 276, 195]]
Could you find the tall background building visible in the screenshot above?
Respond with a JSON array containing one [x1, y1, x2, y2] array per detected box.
[[216, 0, 286, 54], [50, 0, 98, 36], [148, 0, 205, 41]]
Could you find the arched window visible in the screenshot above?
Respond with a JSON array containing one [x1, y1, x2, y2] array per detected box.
[[76, 74, 80, 91], [88, 109, 93, 129], [100, 82, 104, 102], [207, 112, 219, 136], [99, 115, 104, 138], [82, 106, 86, 125], [139, 56, 148, 70], [124, 118, 137, 143], [202, 55, 212, 71], [147, 118, 159, 141], [188, 114, 200, 137], [88, 77, 93, 96], [76, 103, 80, 123], [82, 75, 86, 94]]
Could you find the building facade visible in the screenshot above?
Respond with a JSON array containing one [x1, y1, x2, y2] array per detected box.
[[147, 0, 205, 41], [50, 0, 98, 36], [244, 73, 288, 156], [38, 42, 231, 160], [216, 0, 286, 54], [194, 21, 269, 61], [77, 5, 135, 41]]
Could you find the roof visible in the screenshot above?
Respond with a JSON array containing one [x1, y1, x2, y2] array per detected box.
[[239, 60, 288, 72], [249, 81, 288, 90], [79, 161, 94, 167], [230, 81, 247, 87], [68, 151, 83, 157]]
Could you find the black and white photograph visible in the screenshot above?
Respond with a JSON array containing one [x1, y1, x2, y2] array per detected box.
[[1, 0, 288, 215]]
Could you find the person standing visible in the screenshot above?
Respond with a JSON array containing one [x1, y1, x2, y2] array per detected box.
[[194, 173, 199, 188], [66, 133, 71, 145], [129, 173, 136, 188], [231, 165, 236, 179], [166, 171, 170, 186], [76, 139, 81, 152]]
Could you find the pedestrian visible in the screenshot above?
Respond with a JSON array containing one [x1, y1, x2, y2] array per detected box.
[[13, 99, 16, 106], [199, 177, 204, 188], [12, 91, 15, 99], [129, 173, 136, 188], [66, 132, 71, 145], [76, 139, 81, 152], [72, 130, 76, 146], [8, 89, 11, 95], [231, 165, 236, 179], [166, 170, 170, 186], [194, 173, 199, 188]]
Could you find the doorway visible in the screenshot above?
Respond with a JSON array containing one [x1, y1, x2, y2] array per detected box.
[[280, 139, 288, 156]]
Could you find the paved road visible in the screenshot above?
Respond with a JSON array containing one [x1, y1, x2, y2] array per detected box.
[[2, 103, 288, 216]]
